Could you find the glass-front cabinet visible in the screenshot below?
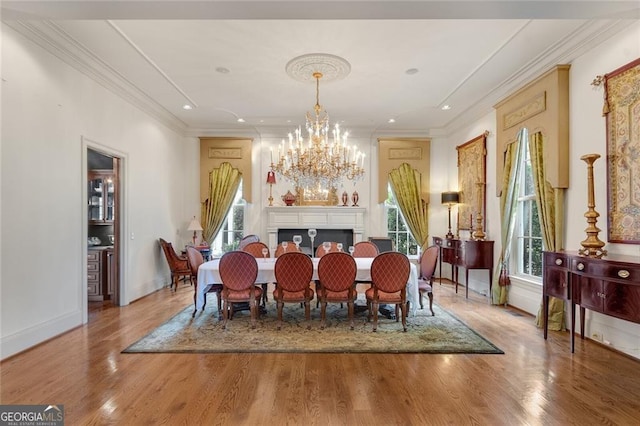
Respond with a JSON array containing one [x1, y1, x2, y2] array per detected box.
[[88, 170, 115, 224]]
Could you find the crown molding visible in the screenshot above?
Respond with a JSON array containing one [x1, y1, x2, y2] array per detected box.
[[5, 20, 188, 135]]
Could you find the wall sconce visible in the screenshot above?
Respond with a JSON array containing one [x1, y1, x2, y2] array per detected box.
[[266, 169, 277, 206], [187, 216, 203, 246], [441, 191, 460, 239]]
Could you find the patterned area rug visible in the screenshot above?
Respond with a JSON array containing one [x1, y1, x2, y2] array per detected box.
[[123, 301, 503, 354]]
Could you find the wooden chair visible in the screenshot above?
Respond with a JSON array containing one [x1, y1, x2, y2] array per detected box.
[[241, 241, 270, 306], [353, 241, 379, 258], [218, 251, 263, 329], [315, 241, 340, 257], [418, 245, 439, 316], [366, 252, 410, 332], [317, 252, 358, 330], [273, 252, 314, 330], [274, 241, 302, 257], [238, 234, 260, 250], [159, 238, 191, 291], [186, 246, 222, 319]]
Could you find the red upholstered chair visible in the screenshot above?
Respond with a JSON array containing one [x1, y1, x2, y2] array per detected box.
[[273, 252, 315, 330], [366, 252, 411, 332], [218, 251, 262, 329], [317, 252, 358, 329], [159, 238, 192, 291], [241, 241, 271, 306], [274, 241, 301, 257], [418, 246, 439, 316], [352, 241, 379, 258], [315, 242, 340, 258], [238, 234, 260, 250], [186, 246, 222, 319]]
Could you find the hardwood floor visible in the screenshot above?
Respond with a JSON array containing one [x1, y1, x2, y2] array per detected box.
[[2, 281, 640, 425]]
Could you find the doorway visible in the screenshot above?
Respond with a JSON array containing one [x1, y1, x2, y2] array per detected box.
[[87, 148, 122, 310]]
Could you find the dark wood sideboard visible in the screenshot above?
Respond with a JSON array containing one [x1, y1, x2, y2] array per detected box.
[[543, 251, 640, 353], [433, 237, 494, 298]]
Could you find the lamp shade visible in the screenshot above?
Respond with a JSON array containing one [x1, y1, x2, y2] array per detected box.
[[441, 191, 460, 205], [187, 217, 203, 231], [266, 170, 276, 184]]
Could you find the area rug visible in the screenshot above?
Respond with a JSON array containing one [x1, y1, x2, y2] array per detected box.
[[123, 301, 503, 354]]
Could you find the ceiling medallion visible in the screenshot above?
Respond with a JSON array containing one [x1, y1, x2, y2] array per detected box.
[[285, 53, 351, 83]]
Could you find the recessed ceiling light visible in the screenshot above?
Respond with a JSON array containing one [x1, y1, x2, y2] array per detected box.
[[237, 118, 245, 123], [388, 118, 396, 123], [182, 104, 193, 110], [216, 67, 230, 74], [405, 68, 419, 75], [441, 105, 452, 110]]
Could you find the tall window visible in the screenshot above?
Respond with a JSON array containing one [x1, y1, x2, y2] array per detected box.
[[385, 184, 418, 255], [211, 184, 245, 253], [514, 130, 543, 278]]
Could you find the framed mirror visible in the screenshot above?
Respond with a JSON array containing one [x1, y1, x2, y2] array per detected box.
[[296, 186, 339, 206]]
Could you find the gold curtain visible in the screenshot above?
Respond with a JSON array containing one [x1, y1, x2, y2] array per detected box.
[[201, 162, 242, 244], [388, 163, 430, 250], [530, 132, 566, 331], [491, 132, 524, 305]]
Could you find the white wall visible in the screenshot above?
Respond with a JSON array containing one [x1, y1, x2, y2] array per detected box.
[[0, 23, 197, 359]]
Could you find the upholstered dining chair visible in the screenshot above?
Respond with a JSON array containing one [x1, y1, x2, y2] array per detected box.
[[218, 251, 262, 329], [366, 251, 411, 332], [315, 241, 340, 257], [186, 246, 222, 319], [317, 252, 358, 329], [238, 234, 260, 250], [273, 252, 315, 330], [418, 245, 439, 316], [274, 241, 302, 257], [352, 241, 379, 258], [241, 241, 271, 307], [159, 238, 192, 291]]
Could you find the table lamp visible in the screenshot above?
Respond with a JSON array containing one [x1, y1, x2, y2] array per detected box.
[[187, 216, 203, 246], [441, 191, 460, 239], [266, 170, 276, 206]]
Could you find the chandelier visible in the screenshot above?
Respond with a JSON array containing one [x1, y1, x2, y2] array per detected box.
[[272, 72, 365, 191]]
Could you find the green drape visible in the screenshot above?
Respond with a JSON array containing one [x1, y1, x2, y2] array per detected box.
[[201, 162, 242, 245], [491, 131, 524, 305], [530, 132, 566, 331], [388, 163, 430, 250]]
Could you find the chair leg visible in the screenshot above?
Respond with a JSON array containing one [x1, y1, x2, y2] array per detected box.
[[428, 291, 434, 316], [419, 290, 424, 309], [250, 299, 257, 329], [400, 301, 407, 332], [395, 304, 400, 322], [372, 302, 379, 332], [348, 300, 355, 330], [261, 284, 268, 307], [222, 299, 229, 329], [320, 300, 327, 329]]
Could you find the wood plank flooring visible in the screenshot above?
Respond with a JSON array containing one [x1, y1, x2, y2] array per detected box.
[[2, 281, 640, 425]]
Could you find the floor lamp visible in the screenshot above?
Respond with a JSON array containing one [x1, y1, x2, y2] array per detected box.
[[441, 191, 460, 239]]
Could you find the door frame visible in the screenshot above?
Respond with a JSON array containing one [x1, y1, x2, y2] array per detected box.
[[81, 136, 129, 324]]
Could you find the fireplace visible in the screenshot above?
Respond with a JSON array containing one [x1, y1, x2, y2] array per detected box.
[[266, 206, 366, 255]]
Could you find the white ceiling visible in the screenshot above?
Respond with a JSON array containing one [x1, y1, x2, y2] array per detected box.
[[3, 1, 639, 137]]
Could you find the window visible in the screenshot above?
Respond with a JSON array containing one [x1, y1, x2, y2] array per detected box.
[[514, 130, 543, 278], [211, 184, 245, 253], [385, 184, 418, 255]]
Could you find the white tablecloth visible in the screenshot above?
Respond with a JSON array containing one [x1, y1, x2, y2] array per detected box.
[[196, 257, 419, 316]]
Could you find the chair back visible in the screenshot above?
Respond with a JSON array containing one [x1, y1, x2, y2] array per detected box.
[[370, 251, 410, 293], [238, 234, 260, 250], [159, 238, 186, 271], [315, 242, 340, 257], [352, 241, 379, 258], [219, 251, 259, 291], [274, 252, 313, 292], [419, 245, 439, 281], [242, 241, 270, 258], [317, 252, 357, 292], [185, 246, 204, 277], [274, 241, 301, 257]]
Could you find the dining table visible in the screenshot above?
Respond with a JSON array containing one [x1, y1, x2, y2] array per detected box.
[[196, 256, 420, 317]]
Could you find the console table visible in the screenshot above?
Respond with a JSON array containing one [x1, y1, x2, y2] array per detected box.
[[543, 251, 640, 353], [433, 237, 494, 298]]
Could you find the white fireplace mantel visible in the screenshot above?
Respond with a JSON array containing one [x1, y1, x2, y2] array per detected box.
[[266, 206, 366, 249]]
